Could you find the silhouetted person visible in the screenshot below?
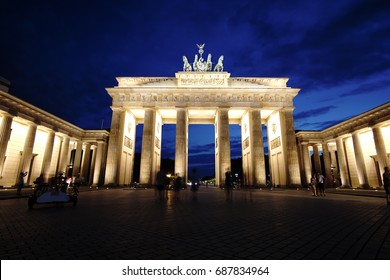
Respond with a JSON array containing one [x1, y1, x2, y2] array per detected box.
[[173, 175, 183, 200], [156, 170, 167, 200], [317, 172, 326, 196], [310, 174, 317, 197], [17, 171, 27, 195]]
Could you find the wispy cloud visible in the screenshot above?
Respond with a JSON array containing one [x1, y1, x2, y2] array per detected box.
[[294, 105, 337, 121]]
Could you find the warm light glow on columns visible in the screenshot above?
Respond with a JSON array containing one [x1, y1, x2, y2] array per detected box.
[[352, 131, 369, 188], [20, 122, 37, 176], [249, 110, 266, 186], [58, 136, 70, 174], [41, 130, 55, 182], [312, 144, 321, 174], [336, 136, 350, 187], [329, 146, 339, 178], [279, 109, 301, 186], [72, 140, 83, 177], [322, 142, 332, 178], [175, 108, 188, 181], [215, 108, 231, 186], [301, 142, 312, 185], [372, 125, 389, 174], [93, 141, 105, 186], [104, 108, 125, 184], [0, 113, 13, 177], [81, 142, 91, 180], [140, 109, 162, 185]]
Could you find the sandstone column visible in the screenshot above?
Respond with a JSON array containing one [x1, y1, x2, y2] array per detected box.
[[313, 144, 322, 174], [58, 136, 70, 174], [352, 131, 369, 188], [215, 109, 231, 186], [279, 109, 301, 186], [72, 140, 83, 177], [140, 109, 156, 185], [329, 148, 339, 179], [20, 122, 38, 181], [175, 108, 188, 182], [336, 136, 350, 187], [0, 113, 13, 176], [322, 142, 332, 178], [249, 110, 266, 186], [81, 142, 91, 182], [41, 130, 55, 182], [301, 142, 312, 186], [372, 125, 389, 175], [93, 141, 105, 186], [104, 108, 124, 184]]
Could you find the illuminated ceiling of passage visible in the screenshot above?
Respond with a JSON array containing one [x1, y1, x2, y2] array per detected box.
[[127, 108, 274, 124]]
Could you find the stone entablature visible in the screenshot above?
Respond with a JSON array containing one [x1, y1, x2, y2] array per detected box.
[[109, 73, 298, 110], [116, 74, 289, 88], [296, 102, 390, 143], [0, 90, 109, 144], [0, 90, 83, 138]]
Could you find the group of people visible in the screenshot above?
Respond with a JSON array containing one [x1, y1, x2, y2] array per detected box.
[[310, 172, 326, 197]]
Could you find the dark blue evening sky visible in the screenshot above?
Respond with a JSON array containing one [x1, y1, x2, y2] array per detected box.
[[1, 0, 389, 177]]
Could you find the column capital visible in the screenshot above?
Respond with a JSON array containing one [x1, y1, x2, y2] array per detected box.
[[110, 106, 125, 112], [0, 110, 16, 118]]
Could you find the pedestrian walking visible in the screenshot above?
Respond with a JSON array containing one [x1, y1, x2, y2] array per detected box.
[[17, 171, 28, 195], [317, 172, 326, 196], [310, 174, 317, 197], [383, 166, 390, 205]]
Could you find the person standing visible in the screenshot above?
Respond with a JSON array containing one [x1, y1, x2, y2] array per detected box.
[[383, 167, 390, 205], [310, 174, 317, 197], [317, 173, 326, 197], [17, 171, 28, 195], [156, 169, 167, 200]]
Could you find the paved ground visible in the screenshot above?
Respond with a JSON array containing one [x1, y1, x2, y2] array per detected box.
[[0, 187, 389, 260]]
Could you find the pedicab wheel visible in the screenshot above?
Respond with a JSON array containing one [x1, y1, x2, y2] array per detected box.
[[28, 196, 34, 209]]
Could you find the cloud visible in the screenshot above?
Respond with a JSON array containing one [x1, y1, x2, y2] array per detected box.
[[340, 79, 390, 97], [294, 105, 337, 121]]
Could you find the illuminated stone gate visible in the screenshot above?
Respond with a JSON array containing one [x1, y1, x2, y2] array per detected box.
[[104, 47, 301, 187]]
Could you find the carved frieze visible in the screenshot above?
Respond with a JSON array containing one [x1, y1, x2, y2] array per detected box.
[[175, 72, 230, 87]]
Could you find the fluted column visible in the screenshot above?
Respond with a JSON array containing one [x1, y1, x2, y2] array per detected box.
[[372, 125, 389, 175], [215, 109, 231, 186], [301, 142, 312, 186], [250, 110, 266, 186], [41, 130, 55, 182], [81, 143, 91, 182], [58, 136, 70, 173], [140, 109, 156, 185], [93, 142, 104, 186], [20, 122, 37, 176], [336, 136, 350, 187], [0, 113, 13, 176], [104, 108, 124, 184], [72, 140, 83, 177], [175, 108, 188, 182], [313, 144, 321, 174], [329, 148, 339, 178], [322, 142, 332, 179], [279, 109, 301, 186], [352, 131, 369, 188]]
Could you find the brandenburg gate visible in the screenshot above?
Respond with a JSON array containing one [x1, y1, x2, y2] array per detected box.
[[104, 45, 301, 187]]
